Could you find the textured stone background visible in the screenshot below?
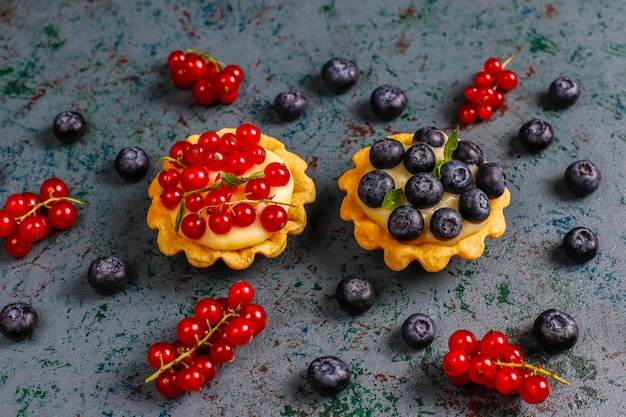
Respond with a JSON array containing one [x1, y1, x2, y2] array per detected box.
[[1, 0, 626, 416]]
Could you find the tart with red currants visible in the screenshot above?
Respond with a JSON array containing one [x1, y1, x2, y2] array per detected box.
[[147, 123, 316, 269], [338, 126, 510, 272]]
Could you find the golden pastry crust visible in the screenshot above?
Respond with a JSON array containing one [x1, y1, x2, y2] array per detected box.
[[147, 128, 316, 270], [338, 132, 510, 272]]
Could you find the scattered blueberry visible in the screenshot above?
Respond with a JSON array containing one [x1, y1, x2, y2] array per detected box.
[[357, 170, 395, 208], [321, 57, 359, 94], [273, 90, 308, 121], [369, 138, 405, 169], [562, 226, 598, 263], [412, 126, 446, 147], [307, 356, 351, 397], [115, 147, 150, 182], [430, 207, 463, 240], [564, 160, 601, 197], [403, 143, 436, 174], [388, 205, 424, 241], [335, 274, 377, 315], [0, 302, 39, 342], [404, 172, 444, 208], [549, 76, 581, 109], [400, 313, 436, 349], [458, 188, 490, 223], [476, 162, 506, 198], [451, 140, 484, 166], [370, 85, 407, 121], [439, 160, 472, 193], [518, 119, 554, 153], [53, 111, 87, 144], [533, 309, 579, 352], [88, 256, 129, 295]]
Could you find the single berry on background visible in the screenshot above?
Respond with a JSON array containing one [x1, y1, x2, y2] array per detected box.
[[370, 85, 408, 121], [0, 302, 39, 342], [335, 274, 377, 315], [307, 356, 351, 397], [400, 313, 436, 349], [321, 57, 359, 94], [533, 309, 579, 352], [53, 111, 87, 144], [87, 256, 129, 295], [563, 160, 601, 197], [549, 76, 581, 108], [114, 147, 151, 182], [273, 90, 308, 121], [562, 226, 598, 263], [518, 119, 554, 153]]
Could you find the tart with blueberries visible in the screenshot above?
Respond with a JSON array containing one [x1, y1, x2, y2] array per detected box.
[[338, 126, 510, 272], [147, 123, 316, 269]]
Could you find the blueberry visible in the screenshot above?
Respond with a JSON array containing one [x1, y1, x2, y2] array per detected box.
[[403, 143, 436, 174], [0, 302, 39, 342], [88, 256, 129, 295], [518, 119, 554, 153], [357, 170, 395, 208], [412, 126, 446, 147], [404, 172, 444, 208], [562, 226, 598, 263], [451, 140, 484, 166], [549, 76, 581, 109], [533, 309, 579, 352], [273, 91, 307, 121], [370, 85, 407, 121], [369, 138, 405, 169], [115, 147, 150, 182], [321, 57, 359, 94], [430, 207, 463, 240], [388, 205, 424, 241], [400, 313, 436, 349], [564, 160, 601, 197], [439, 160, 472, 193], [459, 188, 490, 223], [53, 111, 87, 144], [476, 162, 506, 198], [307, 356, 351, 397], [335, 274, 376, 315]]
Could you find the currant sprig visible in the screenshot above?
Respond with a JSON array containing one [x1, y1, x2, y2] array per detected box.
[[495, 359, 571, 386]]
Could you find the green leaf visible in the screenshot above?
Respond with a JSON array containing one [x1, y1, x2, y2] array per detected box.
[[220, 171, 265, 188], [381, 188, 407, 210], [174, 202, 185, 232], [434, 126, 460, 178]]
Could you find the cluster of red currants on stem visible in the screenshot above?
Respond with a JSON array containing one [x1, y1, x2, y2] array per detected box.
[[442, 329, 570, 405], [458, 56, 519, 124], [0, 178, 85, 258], [145, 281, 267, 398], [167, 49, 244, 105]]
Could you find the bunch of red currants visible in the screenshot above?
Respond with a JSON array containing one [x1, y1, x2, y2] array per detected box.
[[167, 49, 244, 105], [442, 329, 569, 405], [0, 178, 84, 258], [458, 56, 519, 124], [145, 281, 267, 398]]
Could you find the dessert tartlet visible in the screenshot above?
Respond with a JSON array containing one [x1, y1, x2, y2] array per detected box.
[[338, 127, 510, 272], [147, 124, 316, 269]]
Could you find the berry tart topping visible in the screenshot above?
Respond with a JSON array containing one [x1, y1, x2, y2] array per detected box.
[[370, 85, 408, 121], [145, 281, 267, 397], [1, 178, 86, 258], [321, 57, 359, 94], [53, 110, 87, 144], [549, 76, 581, 108], [532, 309, 579, 352], [564, 159, 601, 197], [458, 55, 518, 124], [443, 329, 571, 404], [147, 123, 316, 269], [0, 302, 39, 342], [307, 356, 351, 397], [274, 90, 308, 121], [339, 127, 510, 272], [562, 226, 598, 263]]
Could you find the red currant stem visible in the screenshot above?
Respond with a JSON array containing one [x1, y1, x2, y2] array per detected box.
[[185, 48, 226, 71], [145, 310, 240, 383], [199, 197, 294, 217], [15, 196, 86, 222], [495, 359, 571, 386], [156, 155, 185, 169], [501, 55, 515, 69]]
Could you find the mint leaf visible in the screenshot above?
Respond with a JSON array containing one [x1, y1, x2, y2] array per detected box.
[[434, 126, 460, 178], [381, 188, 407, 210], [220, 171, 265, 188]]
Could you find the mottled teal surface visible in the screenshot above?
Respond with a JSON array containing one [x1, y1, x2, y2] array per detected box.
[[1, 0, 626, 416]]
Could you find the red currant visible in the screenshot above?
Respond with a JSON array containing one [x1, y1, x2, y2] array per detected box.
[[178, 364, 205, 392], [160, 187, 184, 210], [208, 211, 233, 235], [480, 330, 509, 359], [184, 193, 205, 213], [245, 178, 271, 200], [21, 192, 41, 212], [197, 131, 221, 150], [223, 64, 244, 85], [519, 374, 551, 404], [48, 200, 78, 230], [447, 372, 472, 387], [483, 57, 502, 75], [192, 355, 218, 382], [447, 329, 478, 354], [475, 104, 493, 120], [204, 149, 226, 171], [40, 178, 69, 200], [490, 90, 505, 109], [171, 62, 194, 89], [180, 165, 209, 192], [496, 70, 518, 90], [224, 317, 254, 346], [494, 367, 522, 395], [224, 152, 251, 175], [502, 344, 524, 363], [167, 50, 186, 69], [176, 317, 207, 345], [216, 72, 238, 98], [192, 78, 219, 106], [5, 193, 30, 216], [235, 123, 260, 147], [5, 233, 33, 258], [203, 189, 231, 214], [158, 169, 180, 188], [238, 303, 267, 335], [219, 132, 239, 154], [442, 350, 470, 377], [264, 162, 291, 186], [231, 203, 256, 227], [458, 103, 477, 124], [172, 340, 196, 366], [474, 71, 494, 88], [219, 89, 239, 104], [183, 144, 206, 166], [0, 210, 18, 238], [260, 205, 288, 232], [209, 339, 236, 363], [18, 214, 48, 242], [168, 141, 191, 166], [464, 86, 480, 103], [155, 369, 183, 398], [467, 354, 497, 385], [183, 53, 208, 82], [147, 342, 178, 370], [244, 144, 266, 165], [194, 298, 224, 327], [180, 214, 206, 239], [227, 281, 255, 307]]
